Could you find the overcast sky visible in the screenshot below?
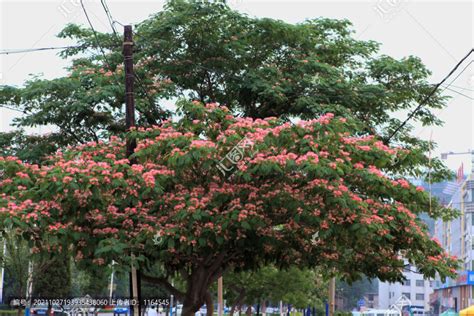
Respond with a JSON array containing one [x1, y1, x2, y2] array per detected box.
[[0, 0, 473, 171]]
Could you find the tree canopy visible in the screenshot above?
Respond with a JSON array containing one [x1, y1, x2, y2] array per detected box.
[[224, 266, 326, 310], [0, 0, 459, 313], [0, 1, 451, 184], [0, 101, 458, 314]]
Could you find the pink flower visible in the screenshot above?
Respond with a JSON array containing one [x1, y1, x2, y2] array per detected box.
[[114, 159, 130, 165], [16, 172, 29, 179], [190, 140, 215, 149]]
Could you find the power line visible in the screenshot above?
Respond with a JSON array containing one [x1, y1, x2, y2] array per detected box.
[[0, 105, 24, 113], [0, 45, 87, 55], [98, 3, 166, 122], [101, 0, 118, 36], [440, 60, 474, 94], [442, 83, 474, 92], [386, 49, 474, 142], [80, 0, 117, 73], [443, 86, 474, 100]]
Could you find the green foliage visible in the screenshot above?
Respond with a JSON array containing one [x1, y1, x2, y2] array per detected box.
[[0, 1, 452, 185], [224, 266, 323, 308], [0, 102, 459, 313], [32, 253, 71, 300], [336, 278, 377, 311], [0, 1, 459, 311], [0, 233, 29, 301]]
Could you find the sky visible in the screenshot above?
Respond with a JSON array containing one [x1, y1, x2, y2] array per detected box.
[[0, 0, 473, 172]]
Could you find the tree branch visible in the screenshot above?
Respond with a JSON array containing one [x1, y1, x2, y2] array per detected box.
[[141, 274, 185, 300]]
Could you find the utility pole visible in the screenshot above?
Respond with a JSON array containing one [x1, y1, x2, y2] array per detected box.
[[328, 277, 335, 316], [24, 260, 33, 316], [123, 24, 140, 316], [0, 238, 5, 304], [218, 277, 223, 316], [109, 260, 115, 301]]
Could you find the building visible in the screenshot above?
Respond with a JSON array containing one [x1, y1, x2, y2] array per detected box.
[[431, 169, 474, 312], [364, 293, 379, 309], [377, 178, 455, 313], [378, 267, 434, 313]]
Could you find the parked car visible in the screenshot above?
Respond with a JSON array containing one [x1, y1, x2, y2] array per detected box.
[[31, 305, 64, 316], [265, 307, 277, 314], [113, 305, 129, 315]]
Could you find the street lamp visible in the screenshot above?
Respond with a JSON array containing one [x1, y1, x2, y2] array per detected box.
[[441, 150, 474, 174]]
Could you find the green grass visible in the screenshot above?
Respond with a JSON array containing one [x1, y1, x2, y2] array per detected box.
[[0, 310, 18, 316]]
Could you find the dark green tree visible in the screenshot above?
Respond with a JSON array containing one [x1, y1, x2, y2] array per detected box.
[[32, 253, 71, 314], [224, 266, 326, 313], [0, 1, 451, 183], [0, 0, 456, 313], [336, 278, 378, 311]]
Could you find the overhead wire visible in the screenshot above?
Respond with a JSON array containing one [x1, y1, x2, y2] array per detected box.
[[386, 49, 474, 142], [80, 0, 117, 74], [99, 0, 166, 122], [440, 60, 474, 94], [0, 104, 24, 113], [0, 45, 88, 55], [442, 86, 474, 100], [100, 0, 118, 36]]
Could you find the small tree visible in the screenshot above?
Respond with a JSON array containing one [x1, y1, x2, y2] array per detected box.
[[224, 266, 326, 314], [0, 233, 29, 316], [32, 252, 71, 314], [0, 102, 458, 315]]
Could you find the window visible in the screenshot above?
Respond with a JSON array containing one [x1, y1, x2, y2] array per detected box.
[[466, 189, 474, 203], [403, 280, 411, 286], [416, 293, 424, 300], [416, 280, 424, 287], [402, 293, 411, 299]]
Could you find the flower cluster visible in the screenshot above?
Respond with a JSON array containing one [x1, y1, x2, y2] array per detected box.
[[0, 101, 459, 282]]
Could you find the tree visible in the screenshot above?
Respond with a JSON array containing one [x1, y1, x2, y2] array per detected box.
[[0, 1, 451, 184], [224, 266, 326, 314], [0, 101, 458, 315], [336, 278, 377, 311], [32, 252, 71, 314], [0, 232, 29, 313]]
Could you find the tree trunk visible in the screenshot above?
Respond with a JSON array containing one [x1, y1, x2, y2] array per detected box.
[[230, 289, 245, 316], [181, 268, 213, 316], [47, 302, 52, 316], [261, 301, 266, 316], [246, 306, 252, 316], [205, 292, 213, 316]]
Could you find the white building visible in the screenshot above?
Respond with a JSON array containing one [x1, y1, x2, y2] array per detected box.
[[431, 169, 474, 311], [378, 266, 434, 313]]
